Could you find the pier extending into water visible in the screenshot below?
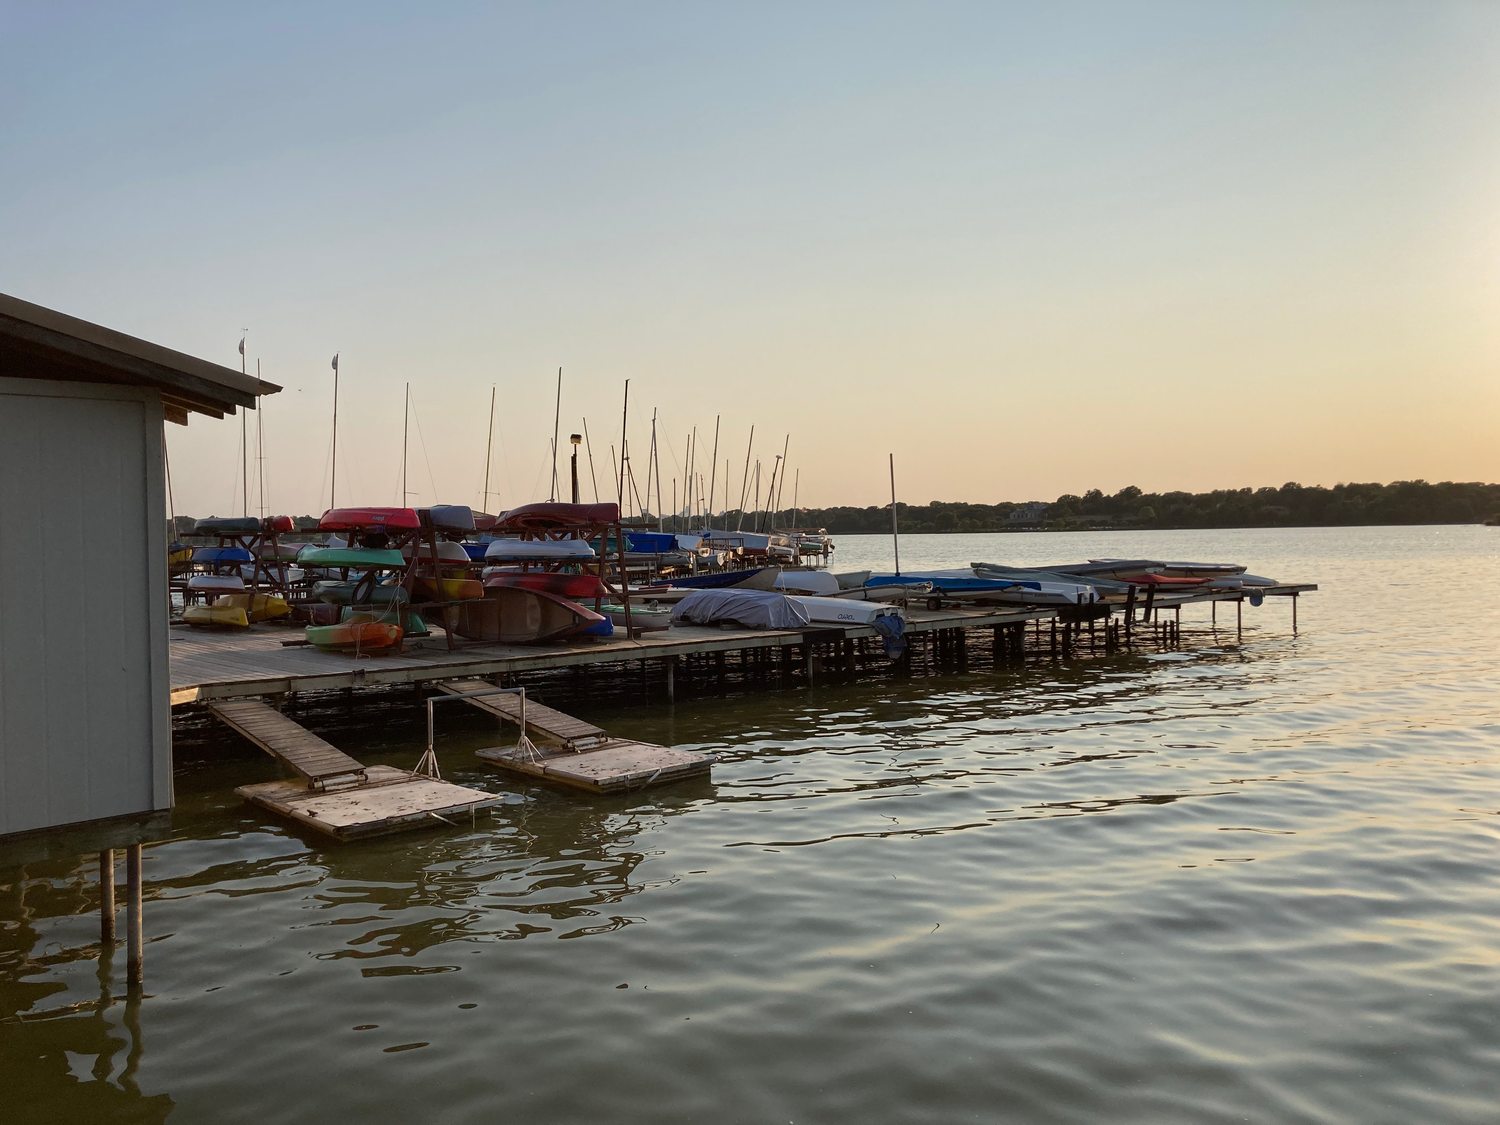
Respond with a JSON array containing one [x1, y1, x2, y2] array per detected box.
[[171, 583, 1313, 705]]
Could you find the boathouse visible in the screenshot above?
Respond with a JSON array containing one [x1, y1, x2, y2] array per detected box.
[[0, 292, 277, 977]]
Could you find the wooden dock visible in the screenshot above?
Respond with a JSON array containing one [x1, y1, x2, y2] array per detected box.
[[209, 700, 501, 839], [168, 589, 1313, 707], [438, 678, 714, 793]]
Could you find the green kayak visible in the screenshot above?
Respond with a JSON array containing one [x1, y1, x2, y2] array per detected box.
[[339, 604, 428, 636], [313, 580, 410, 606], [299, 546, 406, 569]]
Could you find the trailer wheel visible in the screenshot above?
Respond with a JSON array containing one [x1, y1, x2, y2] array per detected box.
[[927, 596, 941, 611]]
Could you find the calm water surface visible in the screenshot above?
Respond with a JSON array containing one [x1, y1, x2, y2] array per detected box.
[[4, 526, 1499, 1123]]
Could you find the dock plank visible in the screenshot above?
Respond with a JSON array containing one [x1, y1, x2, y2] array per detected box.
[[236, 766, 502, 839]]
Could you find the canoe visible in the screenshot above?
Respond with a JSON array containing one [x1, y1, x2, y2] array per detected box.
[[580, 616, 615, 638], [483, 538, 596, 562], [318, 507, 421, 531], [193, 516, 260, 535], [461, 542, 490, 561], [259, 543, 302, 561], [213, 593, 291, 622], [298, 546, 407, 569], [600, 604, 672, 631], [305, 615, 404, 653], [191, 546, 255, 564], [168, 544, 194, 569], [624, 531, 677, 553], [494, 502, 619, 532], [485, 572, 606, 600], [419, 505, 476, 531], [187, 574, 245, 594], [401, 540, 473, 564], [312, 580, 410, 606], [183, 603, 249, 628], [438, 586, 604, 644], [416, 577, 485, 601]]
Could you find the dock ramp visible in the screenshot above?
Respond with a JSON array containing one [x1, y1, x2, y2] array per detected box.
[[208, 700, 501, 839], [438, 678, 714, 794]]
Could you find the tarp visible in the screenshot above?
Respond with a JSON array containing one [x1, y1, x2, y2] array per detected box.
[[671, 589, 812, 630]]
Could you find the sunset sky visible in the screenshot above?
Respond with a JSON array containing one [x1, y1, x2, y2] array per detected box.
[[5, 2, 1499, 516]]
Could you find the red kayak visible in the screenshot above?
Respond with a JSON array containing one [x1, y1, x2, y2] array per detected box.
[[1127, 574, 1209, 586], [263, 515, 295, 533], [319, 507, 421, 531], [494, 502, 619, 532], [485, 572, 605, 600]]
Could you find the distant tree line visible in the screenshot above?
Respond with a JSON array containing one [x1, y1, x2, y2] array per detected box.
[[785, 480, 1500, 534], [167, 480, 1500, 539]]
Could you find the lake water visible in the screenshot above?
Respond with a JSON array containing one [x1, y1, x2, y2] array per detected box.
[[4, 526, 1498, 1123]]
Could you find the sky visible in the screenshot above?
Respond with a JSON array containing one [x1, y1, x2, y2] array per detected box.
[[4, 1, 1499, 517]]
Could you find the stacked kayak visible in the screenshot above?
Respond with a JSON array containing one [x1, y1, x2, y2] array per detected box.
[[187, 574, 246, 596], [401, 540, 472, 564], [183, 603, 249, 628], [494, 502, 619, 532], [416, 577, 484, 601], [299, 545, 407, 570], [484, 538, 596, 562], [305, 612, 404, 653], [311, 580, 409, 606], [485, 571, 605, 600], [318, 507, 421, 531]]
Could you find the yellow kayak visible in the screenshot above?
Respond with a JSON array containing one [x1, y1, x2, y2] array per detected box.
[[417, 577, 484, 601], [183, 603, 250, 629], [214, 593, 292, 622]]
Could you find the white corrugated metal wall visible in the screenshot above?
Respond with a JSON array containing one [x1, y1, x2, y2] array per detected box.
[[0, 376, 171, 835]]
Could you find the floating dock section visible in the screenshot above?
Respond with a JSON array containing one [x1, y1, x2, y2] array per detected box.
[[210, 700, 501, 839], [437, 678, 714, 794]]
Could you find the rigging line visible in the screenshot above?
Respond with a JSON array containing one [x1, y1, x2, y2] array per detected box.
[[163, 427, 176, 541], [550, 367, 563, 502], [257, 359, 267, 518], [706, 416, 720, 532], [482, 385, 496, 514], [736, 424, 755, 530], [409, 394, 440, 502]]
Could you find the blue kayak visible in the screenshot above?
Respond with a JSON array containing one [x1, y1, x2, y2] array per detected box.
[[191, 546, 255, 565], [866, 570, 1038, 593]]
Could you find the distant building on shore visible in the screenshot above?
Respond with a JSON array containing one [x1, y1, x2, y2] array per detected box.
[[1008, 501, 1049, 524]]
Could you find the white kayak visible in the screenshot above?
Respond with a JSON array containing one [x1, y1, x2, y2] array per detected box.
[[771, 569, 841, 595], [187, 574, 246, 594], [402, 540, 472, 564], [786, 595, 907, 627], [484, 538, 596, 562]]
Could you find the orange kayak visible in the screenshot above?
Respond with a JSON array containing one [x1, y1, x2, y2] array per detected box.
[[305, 616, 404, 653]]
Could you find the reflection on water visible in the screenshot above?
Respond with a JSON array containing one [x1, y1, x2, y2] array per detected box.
[[3, 526, 1499, 1123]]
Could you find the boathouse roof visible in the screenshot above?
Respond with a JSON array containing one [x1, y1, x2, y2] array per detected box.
[[0, 291, 280, 424]]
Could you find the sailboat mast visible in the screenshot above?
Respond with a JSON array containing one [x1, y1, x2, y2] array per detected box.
[[239, 334, 248, 517], [401, 383, 410, 505], [550, 367, 562, 501], [330, 353, 340, 511], [706, 416, 720, 532], [256, 359, 267, 518], [618, 380, 630, 511], [736, 425, 754, 531]]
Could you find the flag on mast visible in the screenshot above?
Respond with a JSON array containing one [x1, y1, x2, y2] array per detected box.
[[238, 337, 245, 356], [331, 353, 339, 372]]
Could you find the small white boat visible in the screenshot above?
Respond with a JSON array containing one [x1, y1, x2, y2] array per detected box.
[[786, 596, 906, 627], [601, 603, 672, 631], [484, 538, 596, 562], [187, 574, 246, 595]]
